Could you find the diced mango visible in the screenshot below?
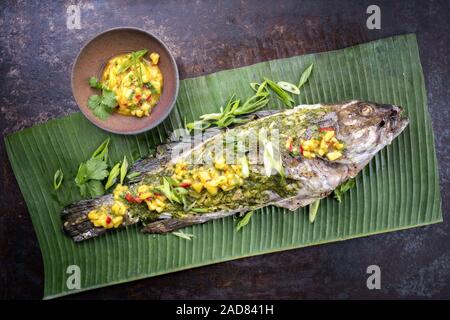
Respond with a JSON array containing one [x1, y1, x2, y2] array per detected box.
[[192, 181, 204, 193], [322, 130, 335, 142], [111, 202, 127, 216], [113, 216, 123, 228], [317, 148, 327, 156], [230, 164, 242, 175], [214, 157, 227, 170], [198, 171, 211, 183], [147, 201, 157, 211], [88, 210, 99, 220], [333, 142, 344, 150], [93, 220, 103, 227], [326, 151, 342, 161], [215, 176, 227, 186], [319, 139, 328, 151], [137, 185, 150, 193], [303, 151, 316, 159], [302, 139, 319, 151], [150, 52, 160, 65], [154, 198, 165, 208], [139, 192, 153, 200], [205, 181, 219, 195]]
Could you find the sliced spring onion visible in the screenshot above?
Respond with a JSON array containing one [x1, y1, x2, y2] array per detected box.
[[277, 81, 300, 95], [105, 162, 121, 190], [126, 171, 141, 180], [249, 82, 260, 92], [263, 141, 284, 177], [172, 231, 195, 240], [91, 138, 110, 161], [239, 156, 250, 178], [298, 63, 314, 89], [120, 156, 128, 185], [53, 169, 63, 190], [236, 210, 254, 231], [309, 199, 320, 223], [264, 78, 294, 107]]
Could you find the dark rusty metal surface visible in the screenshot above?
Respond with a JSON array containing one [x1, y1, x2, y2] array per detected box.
[[0, 0, 449, 299]]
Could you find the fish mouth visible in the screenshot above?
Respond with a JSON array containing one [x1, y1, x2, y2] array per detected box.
[[388, 105, 409, 137], [377, 104, 409, 137]]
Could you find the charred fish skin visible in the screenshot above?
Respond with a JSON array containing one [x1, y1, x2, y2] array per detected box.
[[61, 101, 408, 242]]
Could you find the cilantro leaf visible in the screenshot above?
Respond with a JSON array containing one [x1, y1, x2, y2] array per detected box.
[[87, 95, 112, 120], [101, 89, 118, 109], [89, 76, 103, 90], [75, 163, 88, 186], [87, 180, 105, 197], [78, 183, 89, 198], [87, 90, 118, 120], [85, 158, 108, 180]]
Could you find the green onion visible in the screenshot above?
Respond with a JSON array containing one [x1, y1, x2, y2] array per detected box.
[[120, 156, 128, 185], [262, 140, 284, 177], [232, 92, 269, 116], [298, 63, 314, 89], [239, 156, 250, 178], [333, 178, 356, 202], [256, 81, 268, 95], [91, 138, 110, 161], [172, 231, 195, 240], [117, 49, 148, 74], [105, 162, 120, 190], [236, 210, 254, 231], [277, 81, 300, 95], [309, 199, 320, 223], [249, 82, 260, 91], [126, 171, 141, 180], [264, 78, 294, 107], [186, 120, 212, 132], [53, 169, 63, 190]]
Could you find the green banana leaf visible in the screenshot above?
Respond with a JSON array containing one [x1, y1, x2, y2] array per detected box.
[[5, 34, 442, 299]]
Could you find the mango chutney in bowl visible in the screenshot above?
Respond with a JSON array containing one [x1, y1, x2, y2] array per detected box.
[[71, 27, 179, 135], [102, 50, 163, 118]]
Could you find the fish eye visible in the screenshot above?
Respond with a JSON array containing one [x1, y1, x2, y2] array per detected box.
[[379, 120, 386, 128], [359, 104, 373, 116]]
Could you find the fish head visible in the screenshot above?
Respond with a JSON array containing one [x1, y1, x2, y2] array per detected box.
[[334, 100, 409, 164]]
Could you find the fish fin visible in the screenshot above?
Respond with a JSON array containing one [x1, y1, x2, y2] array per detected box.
[[273, 196, 323, 211], [141, 208, 244, 234], [251, 109, 280, 118]]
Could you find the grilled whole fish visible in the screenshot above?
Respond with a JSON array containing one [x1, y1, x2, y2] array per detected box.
[[62, 101, 408, 242]]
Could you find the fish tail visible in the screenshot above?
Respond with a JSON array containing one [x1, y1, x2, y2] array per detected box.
[[61, 195, 113, 242]]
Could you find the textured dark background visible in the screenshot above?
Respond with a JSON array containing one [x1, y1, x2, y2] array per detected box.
[[0, 0, 449, 299]]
